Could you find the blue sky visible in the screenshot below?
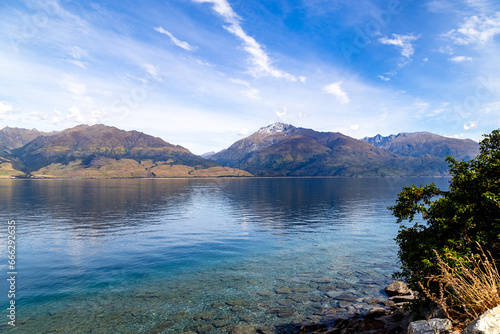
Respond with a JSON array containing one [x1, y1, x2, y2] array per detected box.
[[1, 0, 499, 154]]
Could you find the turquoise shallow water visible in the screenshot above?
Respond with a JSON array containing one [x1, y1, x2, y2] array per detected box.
[[0, 177, 450, 333]]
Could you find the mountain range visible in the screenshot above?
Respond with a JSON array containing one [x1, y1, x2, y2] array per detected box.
[[362, 132, 479, 160], [0, 123, 480, 179], [208, 123, 480, 177], [0, 125, 251, 178]]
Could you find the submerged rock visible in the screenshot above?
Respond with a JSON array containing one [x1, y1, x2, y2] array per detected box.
[[230, 324, 259, 334], [275, 287, 292, 294], [256, 291, 274, 297], [266, 307, 295, 318], [309, 308, 410, 334]]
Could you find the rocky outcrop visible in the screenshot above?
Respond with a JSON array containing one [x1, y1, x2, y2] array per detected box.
[[462, 305, 500, 334], [306, 309, 410, 334], [407, 318, 453, 334], [384, 281, 411, 296], [304, 282, 415, 334], [383, 280, 416, 308]]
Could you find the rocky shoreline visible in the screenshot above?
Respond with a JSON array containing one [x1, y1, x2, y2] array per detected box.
[[228, 281, 416, 334], [298, 281, 414, 334]]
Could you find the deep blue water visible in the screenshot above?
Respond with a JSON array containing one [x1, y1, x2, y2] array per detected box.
[[0, 177, 450, 333]]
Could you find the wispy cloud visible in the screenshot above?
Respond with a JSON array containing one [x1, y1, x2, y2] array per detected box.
[[276, 106, 287, 117], [229, 78, 251, 87], [323, 81, 350, 104], [66, 59, 87, 68], [378, 33, 420, 78], [0, 101, 14, 119], [193, 0, 298, 81], [52, 109, 63, 124], [464, 121, 478, 130], [67, 106, 85, 123], [30, 111, 49, 120], [449, 56, 474, 62], [68, 46, 87, 59], [230, 78, 260, 99], [155, 26, 195, 51], [141, 63, 162, 82], [60, 75, 87, 96], [379, 33, 420, 59], [445, 12, 500, 46]]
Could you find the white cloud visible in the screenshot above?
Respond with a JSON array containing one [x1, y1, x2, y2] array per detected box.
[[30, 111, 48, 120], [438, 46, 455, 55], [67, 106, 85, 123], [230, 78, 259, 99], [61, 75, 87, 96], [155, 26, 195, 51], [238, 128, 249, 135], [378, 75, 391, 81], [193, 0, 298, 81], [464, 121, 478, 130], [0, 101, 13, 119], [52, 109, 63, 124], [445, 12, 500, 46], [297, 112, 310, 118], [88, 109, 107, 124], [276, 106, 287, 117], [379, 33, 420, 59], [480, 101, 500, 113], [414, 101, 430, 111], [323, 81, 350, 104], [242, 88, 260, 100], [230, 78, 250, 87], [349, 124, 360, 131], [68, 46, 87, 59], [141, 63, 162, 82], [449, 56, 474, 63], [67, 59, 87, 68]]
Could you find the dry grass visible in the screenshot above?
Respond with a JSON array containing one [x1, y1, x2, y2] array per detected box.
[[419, 244, 500, 329]]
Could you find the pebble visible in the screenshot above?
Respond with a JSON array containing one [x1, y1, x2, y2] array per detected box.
[[276, 299, 294, 306], [317, 284, 336, 292], [238, 314, 253, 323], [309, 302, 324, 309], [275, 287, 292, 294], [287, 294, 308, 302], [226, 299, 246, 306], [230, 324, 258, 334], [212, 318, 231, 328], [256, 291, 274, 297], [311, 276, 333, 283], [326, 290, 337, 298], [231, 306, 244, 312], [292, 286, 311, 293]]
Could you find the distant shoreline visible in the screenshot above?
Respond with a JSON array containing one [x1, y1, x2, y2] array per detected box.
[[0, 175, 453, 181]]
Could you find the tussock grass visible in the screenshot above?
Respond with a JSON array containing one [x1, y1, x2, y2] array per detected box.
[[419, 244, 500, 329]]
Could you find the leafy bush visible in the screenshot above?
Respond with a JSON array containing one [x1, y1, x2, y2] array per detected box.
[[389, 129, 500, 305]]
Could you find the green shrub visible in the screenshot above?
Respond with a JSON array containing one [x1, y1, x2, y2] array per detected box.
[[389, 129, 500, 305]]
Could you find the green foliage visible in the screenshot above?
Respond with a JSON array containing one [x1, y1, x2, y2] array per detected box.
[[389, 129, 500, 301]]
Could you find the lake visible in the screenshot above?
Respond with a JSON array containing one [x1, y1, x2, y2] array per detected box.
[[0, 177, 450, 333]]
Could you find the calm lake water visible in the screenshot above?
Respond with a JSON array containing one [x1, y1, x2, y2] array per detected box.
[[0, 177, 450, 333]]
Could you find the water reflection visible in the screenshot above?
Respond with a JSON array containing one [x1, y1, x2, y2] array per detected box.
[[0, 177, 451, 333]]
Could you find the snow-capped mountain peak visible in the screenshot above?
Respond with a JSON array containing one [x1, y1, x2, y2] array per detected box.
[[257, 122, 294, 134]]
